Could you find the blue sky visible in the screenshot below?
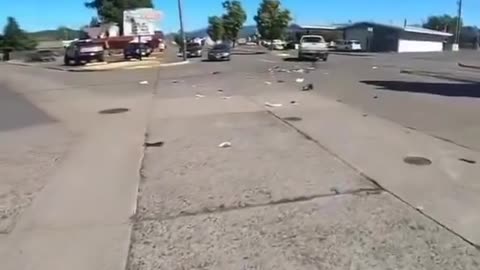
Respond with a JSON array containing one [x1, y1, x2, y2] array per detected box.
[[1, 0, 480, 32]]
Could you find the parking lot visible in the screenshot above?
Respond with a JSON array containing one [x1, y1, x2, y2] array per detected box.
[[2, 48, 480, 269]]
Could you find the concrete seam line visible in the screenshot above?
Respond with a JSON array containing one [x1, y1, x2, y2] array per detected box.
[[135, 188, 384, 223], [265, 108, 480, 250]]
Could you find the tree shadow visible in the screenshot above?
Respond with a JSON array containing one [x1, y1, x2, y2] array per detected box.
[[361, 80, 480, 98]]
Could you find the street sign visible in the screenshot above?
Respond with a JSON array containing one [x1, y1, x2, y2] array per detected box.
[[123, 8, 163, 36]]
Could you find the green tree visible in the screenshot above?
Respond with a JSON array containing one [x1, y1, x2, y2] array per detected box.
[[207, 16, 225, 42], [2, 17, 37, 50], [423, 15, 462, 34], [89, 17, 100, 27], [254, 0, 292, 48], [85, 0, 153, 31], [221, 0, 247, 46]]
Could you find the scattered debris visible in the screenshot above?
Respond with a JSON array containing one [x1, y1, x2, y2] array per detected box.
[[139, 80, 149, 85], [372, 66, 378, 69], [296, 78, 305, 83], [459, 158, 476, 164], [336, 99, 343, 103], [290, 100, 297, 104], [212, 71, 221, 75], [277, 79, 285, 83], [283, 116, 302, 122], [292, 68, 305, 73], [172, 80, 180, 83], [144, 141, 164, 147], [217, 89, 224, 93], [98, 108, 130, 114], [218, 141, 232, 148], [222, 96, 232, 100], [302, 83, 314, 91], [195, 94, 206, 98], [265, 81, 272, 85], [403, 156, 432, 166], [362, 114, 368, 117], [330, 187, 340, 195], [416, 206, 424, 211], [373, 95, 379, 99], [307, 66, 316, 70], [264, 102, 283, 108]]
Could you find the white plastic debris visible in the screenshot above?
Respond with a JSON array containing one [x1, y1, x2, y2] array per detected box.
[[222, 96, 232, 100], [416, 206, 424, 211], [139, 80, 149, 85], [195, 94, 205, 98], [265, 81, 272, 85], [296, 78, 305, 83], [292, 68, 305, 73], [265, 102, 283, 108], [372, 66, 378, 69], [218, 141, 232, 148]]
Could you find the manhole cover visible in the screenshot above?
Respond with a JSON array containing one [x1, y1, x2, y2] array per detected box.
[[98, 108, 130, 114], [403, 156, 432, 166], [283, 117, 302, 122]]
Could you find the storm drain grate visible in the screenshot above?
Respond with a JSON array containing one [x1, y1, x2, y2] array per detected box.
[[403, 156, 432, 166], [98, 108, 130, 114]]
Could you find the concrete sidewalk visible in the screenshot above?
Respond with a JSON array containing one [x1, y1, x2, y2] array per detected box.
[[128, 93, 480, 269]]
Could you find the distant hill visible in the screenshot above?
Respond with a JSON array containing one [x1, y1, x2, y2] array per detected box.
[[167, 25, 258, 39], [28, 28, 83, 41]]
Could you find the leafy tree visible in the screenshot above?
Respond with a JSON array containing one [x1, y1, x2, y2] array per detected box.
[[2, 17, 37, 50], [254, 0, 292, 48], [85, 0, 153, 31], [207, 16, 225, 42], [423, 15, 462, 34], [221, 0, 247, 46], [89, 17, 100, 27]]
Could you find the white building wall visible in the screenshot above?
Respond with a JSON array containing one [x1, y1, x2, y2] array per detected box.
[[397, 39, 443, 53]]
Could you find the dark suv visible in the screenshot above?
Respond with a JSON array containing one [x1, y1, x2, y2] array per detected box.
[[123, 42, 153, 60], [64, 41, 105, 66]]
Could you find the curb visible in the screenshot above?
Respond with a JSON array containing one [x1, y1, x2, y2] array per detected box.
[[458, 62, 480, 70]]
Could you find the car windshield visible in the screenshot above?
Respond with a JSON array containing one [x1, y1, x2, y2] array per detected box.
[[302, 37, 323, 43], [187, 43, 200, 49], [212, 44, 229, 50]]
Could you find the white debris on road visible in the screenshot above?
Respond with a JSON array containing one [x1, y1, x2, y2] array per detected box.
[[218, 141, 232, 148], [296, 78, 305, 83], [265, 102, 283, 108], [265, 81, 272, 85], [195, 94, 206, 98], [139, 81, 149, 85]]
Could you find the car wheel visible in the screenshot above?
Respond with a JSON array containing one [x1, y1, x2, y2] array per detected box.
[[323, 55, 328, 62], [98, 55, 105, 63], [64, 56, 70, 66]]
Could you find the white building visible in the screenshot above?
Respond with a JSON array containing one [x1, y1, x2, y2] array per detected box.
[[342, 22, 453, 53]]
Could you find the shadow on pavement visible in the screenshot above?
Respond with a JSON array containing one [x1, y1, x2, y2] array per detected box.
[[283, 57, 318, 63], [230, 51, 266, 55], [330, 52, 374, 57], [361, 80, 480, 98], [0, 83, 56, 132]]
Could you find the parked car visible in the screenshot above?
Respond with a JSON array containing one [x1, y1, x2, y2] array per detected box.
[[123, 42, 152, 60], [185, 42, 203, 57], [272, 39, 286, 50], [64, 41, 105, 65], [207, 43, 231, 61], [298, 35, 329, 61], [335, 40, 362, 51]]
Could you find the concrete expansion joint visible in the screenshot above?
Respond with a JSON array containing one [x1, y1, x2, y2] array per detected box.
[[131, 187, 385, 224]]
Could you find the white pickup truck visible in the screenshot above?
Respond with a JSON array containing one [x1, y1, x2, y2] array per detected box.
[[298, 35, 329, 61]]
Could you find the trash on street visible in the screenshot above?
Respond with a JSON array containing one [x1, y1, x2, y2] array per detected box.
[[302, 83, 314, 91], [218, 141, 232, 148], [265, 81, 272, 85], [139, 81, 149, 85], [195, 94, 206, 98], [265, 102, 283, 108], [296, 78, 305, 83]]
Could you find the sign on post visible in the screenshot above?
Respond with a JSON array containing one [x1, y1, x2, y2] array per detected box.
[[123, 8, 163, 36]]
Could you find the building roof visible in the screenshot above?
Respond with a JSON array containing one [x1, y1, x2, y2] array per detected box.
[[298, 24, 346, 30], [343, 22, 453, 37]]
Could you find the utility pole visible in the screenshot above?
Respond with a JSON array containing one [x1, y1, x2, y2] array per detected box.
[[455, 0, 462, 45], [178, 0, 187, 61]]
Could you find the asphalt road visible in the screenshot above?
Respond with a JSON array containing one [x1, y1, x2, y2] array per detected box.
[[2, 48, 480, 269]]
